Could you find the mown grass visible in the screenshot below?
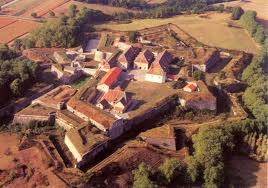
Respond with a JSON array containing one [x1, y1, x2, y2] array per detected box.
[[96, 12, 260, 53]]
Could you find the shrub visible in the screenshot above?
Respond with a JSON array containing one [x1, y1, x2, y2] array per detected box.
[[231, 6, 244, 20]]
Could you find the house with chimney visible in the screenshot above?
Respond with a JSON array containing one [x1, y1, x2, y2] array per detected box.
[[117, 46, 140, 70], [134, 49, 155, 70]]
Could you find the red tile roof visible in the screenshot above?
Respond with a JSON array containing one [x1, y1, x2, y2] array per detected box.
[[101, 89, 130, 105], [67, 98, 117, 129], [98, 67, 122, 87]]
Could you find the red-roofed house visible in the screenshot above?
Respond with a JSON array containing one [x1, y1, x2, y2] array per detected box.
[[117, 46, 140, 70], [97, 67, 122, 93], [134, 49, 155, 70], [97, 89, 132, 113]]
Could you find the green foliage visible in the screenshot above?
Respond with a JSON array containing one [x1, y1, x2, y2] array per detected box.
[[240, 10, 258, 36], [189, 126, 234, 187], [25, 8, 110, 48], [186, 156, 200, 183], [128, 31, 137, 43], [10, 78, 23, 97], [193, 70, 204, 81], [242, 49, 268, 120], [158, 158, 184, 184], [231, 6, 244, 20], [203, 162, 224, 188], [254, 25, 265, 44], [13, 39, 23, 51], [0, 45, 16, 60], [0, 58, 40, 106], [69, 4, 78, 18], [133, 163, 155, 188]]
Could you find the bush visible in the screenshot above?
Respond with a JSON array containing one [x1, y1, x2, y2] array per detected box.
[[133, 163, 155, 188], [31, 12, 37, 18], [158, 158, 185, 184], [231, 6, 244, 20], [193, 70, 204, 80], [128, 31, 138, 43]]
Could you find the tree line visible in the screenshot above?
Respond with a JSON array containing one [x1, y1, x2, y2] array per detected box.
[[0, 45, 40, 107], [132, 119, 267, 188], [76, 0, 234, 21], [16, 5, 111, 49]]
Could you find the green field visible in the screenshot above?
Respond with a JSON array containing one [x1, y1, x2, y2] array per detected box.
[[96, 12, 260, 54]]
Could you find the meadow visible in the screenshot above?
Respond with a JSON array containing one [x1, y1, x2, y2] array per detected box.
[[96, 12, 260, 53], [219, 0, 268, 27]]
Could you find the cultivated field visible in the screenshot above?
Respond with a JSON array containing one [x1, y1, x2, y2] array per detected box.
[[0, 133, 68, 187], [96, 12, 259, 53], [2, 0, 71, 17], [219, 0, 268, 27], [0, 18, 39, 44], [0, 16, 17, 29], [47, 0, 138, 17]]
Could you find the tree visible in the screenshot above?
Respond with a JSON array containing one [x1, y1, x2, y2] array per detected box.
[[193, 70, 204, 81], [14, 39, 22, 51], [31, 12, 37, 18], [128, 31, 137, 43], [10, 78, 23, 96], [186, 156, 200, 183], [231, 6, 244, 20], [254, 25, 265, 44], [158, 158, 184, 184], [133, 163, 155, 188], [203, 162, 224, 188], [69, 4, 77, 18]]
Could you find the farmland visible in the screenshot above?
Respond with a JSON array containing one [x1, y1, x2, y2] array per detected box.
[[219, 0, 268, 27], [0, 18, 40, 44], [96, 12, 260, 53], [1, 0, 71, 17], [46, 0, 138, 17]]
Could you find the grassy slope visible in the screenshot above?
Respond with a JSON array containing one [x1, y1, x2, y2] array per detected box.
[[96, 12, 259, 54]]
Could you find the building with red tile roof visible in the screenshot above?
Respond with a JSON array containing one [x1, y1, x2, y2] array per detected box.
[[134, 49, 155, 70], [117, 46, 140, 70], [67, 97, 125, 139], [97, 67, 122, 92], [97, 89, 132, 113]]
